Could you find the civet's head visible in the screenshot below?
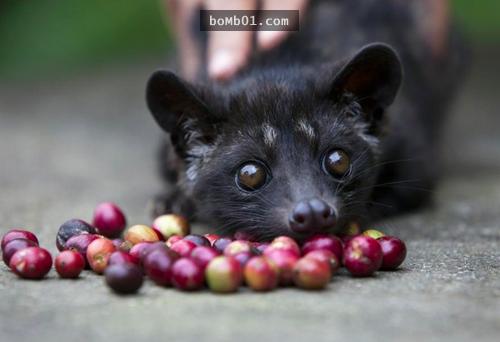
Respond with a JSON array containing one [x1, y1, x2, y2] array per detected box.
[[147, 43, 402, 241]]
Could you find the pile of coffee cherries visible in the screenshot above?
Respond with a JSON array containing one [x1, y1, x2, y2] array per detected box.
[[1, 202, 406, 294]]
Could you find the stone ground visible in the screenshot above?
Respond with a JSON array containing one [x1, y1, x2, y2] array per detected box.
[[0, 48, 499, 342]]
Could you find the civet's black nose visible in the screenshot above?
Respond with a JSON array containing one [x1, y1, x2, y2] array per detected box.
[[289, 198, 336, 234]]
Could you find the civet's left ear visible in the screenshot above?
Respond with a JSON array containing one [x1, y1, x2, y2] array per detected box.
[[331, 43, 403, 122]]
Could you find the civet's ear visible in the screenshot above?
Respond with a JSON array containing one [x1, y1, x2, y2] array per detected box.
[[146, 70, 220, 156], [146, 70, 211, 133], [331, 43, 403, 121]]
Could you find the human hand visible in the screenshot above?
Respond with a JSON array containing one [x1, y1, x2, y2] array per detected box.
[[165, 0, 308, 81], [420, 0, 450, 59]]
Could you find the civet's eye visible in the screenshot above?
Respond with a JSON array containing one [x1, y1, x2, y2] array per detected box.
[[323, 149, 351, 178], [235, 161, 269, 191]]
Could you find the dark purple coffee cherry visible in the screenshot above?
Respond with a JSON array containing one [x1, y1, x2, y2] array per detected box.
[[213, 237, 233, 254], [105, 263, 143, 294], [64, 234, 99, 268], [56, 219, 96, 251], [2, 229, 39, 250], [183, 234, 211, 247], [143, 247, 179, 286], [2, 238, 38, 266]]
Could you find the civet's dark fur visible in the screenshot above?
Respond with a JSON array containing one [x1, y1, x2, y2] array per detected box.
[[146, 0, 466, 240]]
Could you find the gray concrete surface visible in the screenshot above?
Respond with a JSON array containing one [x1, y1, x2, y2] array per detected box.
[[1, 50, 499, 342]]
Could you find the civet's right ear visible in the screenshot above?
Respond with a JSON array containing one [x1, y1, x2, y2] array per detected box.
[[146, 70, 222, 157]]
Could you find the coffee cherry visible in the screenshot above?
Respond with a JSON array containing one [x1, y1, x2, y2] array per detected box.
[[152, 228, 166, 241], [268, 236, 301, 257], [129, 241, 166, 265], [55, 250, 85, 278], [166, 235, 182, 247], [9, 247, 52, 279], [362, 229, 385, 239], [224, 240, 252, 256], [171, 258, 204, 291], [56, 219, 96, 251], [143, 247, 178, 286], [224, 240, 254, 267], [293, 257, 331, 290], [203, 234, 220, 245], [170, 239, 197, 257], [232, 251, 253, 267], [342, 221, 362, 236], [213, 237, 233, 254], [128, 242, 151, 261], [105, 263, 143, 294], [124, 225, 160, 245], [152, 214, 190, 239], [263, 249, 299, 286], [1, 229, 39, 250], [65, 234, 99, 268], [339, 221, 362, 244], [343, 236, 383, 277], [190, 246, 219, 270], [112, 238, 134, 253], [183, 234, 211, 247], [92, 202, 127, 238], [301, 234, 343, 261], [86, 238, 116, 274], [112, 238, 124, 249], [2, 238, 38, 266], [244, 256, 278, 291], [108, 251, 140, 267], [205, 256, 242, 293], [304, 250, 340, 274], [378, 236, 406, 270]]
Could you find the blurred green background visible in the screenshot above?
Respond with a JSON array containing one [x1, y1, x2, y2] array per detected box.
[[0, 0, 499, 80]]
